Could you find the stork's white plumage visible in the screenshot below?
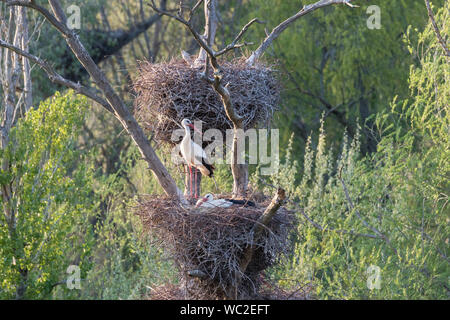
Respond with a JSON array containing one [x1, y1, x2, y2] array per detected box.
[[180, 119, 215, 178], [181, 50, 195, 67], [195, 194, 233, 208], [195, 193, 256, 208]]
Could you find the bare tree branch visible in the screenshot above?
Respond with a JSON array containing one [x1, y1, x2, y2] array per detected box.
[[191, 0, 204, 14], [19, 6, 32, 112], [246, 0, 357, 65], [232, 188, 286, 298], [339, 171, 398, 255], [3, 0, 185, 201], [424, 0, 450, 58], [3, 0, 69, 36], [194, 0, 218, 66], [149, 0, 255, 197], [215, 18, 264, 57], [149, 0, 216, 59], [0, 39, 114, 113], [148, 0, 260, 63]]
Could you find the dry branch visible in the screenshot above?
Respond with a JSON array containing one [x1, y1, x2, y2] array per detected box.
[[0, 39, 113, 113], [246, 0, 357, 65], [232, 188, 286, 298], [2, 0, 184, 201], [424, 0, 450, 58]]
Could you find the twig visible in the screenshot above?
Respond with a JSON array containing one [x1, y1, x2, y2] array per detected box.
[[0, 39, 114, 114], [424, 0, 450, 58], [215, 18, 264, 57], [338, 170, 398, 255], [190, 0, 204, 18], [235, 188, 286, 297], [246, 0, 357, 65]]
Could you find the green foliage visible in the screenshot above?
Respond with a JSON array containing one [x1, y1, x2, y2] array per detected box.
[[239, 0, 444, 155], [0, 91, 93, 299], [253, 6, 449, 298], [76, 193, 177, 300], [1, 0, 448, 301], [258, 124, 448, 299]]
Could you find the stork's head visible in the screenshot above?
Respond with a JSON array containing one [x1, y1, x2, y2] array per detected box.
[[181, 118, 200, 133], [195, 193, 214, 207]]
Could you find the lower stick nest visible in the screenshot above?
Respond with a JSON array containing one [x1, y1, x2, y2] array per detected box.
[[135, 195, 296, 300], [132, 58, 280, 144]]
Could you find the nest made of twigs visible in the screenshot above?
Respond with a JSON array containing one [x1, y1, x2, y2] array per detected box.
[[135, 195, 295, 300], [146, 277, 312, 300], [132, 58, 280, 144]]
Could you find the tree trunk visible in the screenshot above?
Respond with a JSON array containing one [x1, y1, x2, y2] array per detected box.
[[20, 7, 32, 112], [230, 188, 285, 299], [231, 128, 248, 198], [194, 0, 217, 66], [0, 7, 30, 300], [198, 0, 249, 198], [46, 0, 184, 202]]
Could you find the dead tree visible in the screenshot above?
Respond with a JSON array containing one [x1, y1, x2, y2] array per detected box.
[[54, 0, 167, 82], [0, 0, 358, 199], [148, 0, 357, 199], [0, 0, 186, 203], [0, 4, 36, 299], [144, 0, 356, 298], [0, 0, 357, 300]]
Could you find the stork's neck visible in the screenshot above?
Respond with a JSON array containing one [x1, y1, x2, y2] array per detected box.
[[182, 124, 191, 141]]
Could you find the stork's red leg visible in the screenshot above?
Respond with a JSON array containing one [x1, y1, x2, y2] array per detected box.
[[189, 165, 192, 200], [194, 168, 197, 199]]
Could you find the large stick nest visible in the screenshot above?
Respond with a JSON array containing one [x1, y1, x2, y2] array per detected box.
[[135, 195, 295, 300], [146, 277, 312, 300], [132, 58, 280, 144]]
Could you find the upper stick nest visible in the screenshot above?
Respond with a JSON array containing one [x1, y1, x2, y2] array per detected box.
[[132, 58, 280, 144], [135, 195, 295, 300]]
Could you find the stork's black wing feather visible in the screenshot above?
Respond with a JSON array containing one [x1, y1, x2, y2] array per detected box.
[[225, 199, 256, 207], [202, 157, 215, 177]]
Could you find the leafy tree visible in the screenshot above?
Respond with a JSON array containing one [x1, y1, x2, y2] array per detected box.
[[0, 92, 93, 299], [239, 0, 443, 154], [254, 2, 449, 299]]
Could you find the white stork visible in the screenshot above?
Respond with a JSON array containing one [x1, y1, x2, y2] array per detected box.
[[195, 193, 256, 208], [180, 119, 215, 199]]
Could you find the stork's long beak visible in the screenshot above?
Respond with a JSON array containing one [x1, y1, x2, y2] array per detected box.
[[195, 197, 208, 208], [188, 123, 201, 134]]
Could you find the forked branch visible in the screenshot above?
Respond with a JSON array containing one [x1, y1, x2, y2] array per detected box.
[[2, 0, 184, 201], [424, 0, 450, 58], [246, 0, 357, 65], [0, 39, 113, 113], [239, 188, 286, 273]]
